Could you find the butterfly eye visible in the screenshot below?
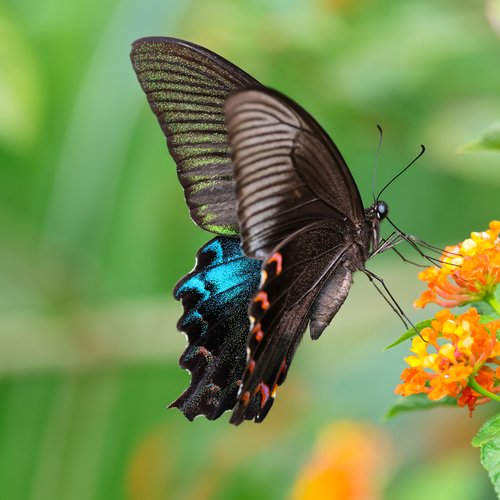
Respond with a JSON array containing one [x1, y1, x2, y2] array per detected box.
[[376, 201, 389, 220]]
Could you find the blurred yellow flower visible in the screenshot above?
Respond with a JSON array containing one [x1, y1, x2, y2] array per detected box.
[[290, 421, 391, 500], [414, 220, 500, 309]]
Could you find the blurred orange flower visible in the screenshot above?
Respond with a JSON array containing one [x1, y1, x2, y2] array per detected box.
[[414, 220, 500, 308], [290, 421, 391, 500], [395, 308, 500, 413]]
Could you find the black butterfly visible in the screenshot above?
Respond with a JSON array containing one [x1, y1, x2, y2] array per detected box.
[[130, 37, 415, 425]]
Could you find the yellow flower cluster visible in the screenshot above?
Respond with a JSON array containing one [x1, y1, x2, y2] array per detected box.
[[415, 220, 500, 308], [396, 308, 500, 413]]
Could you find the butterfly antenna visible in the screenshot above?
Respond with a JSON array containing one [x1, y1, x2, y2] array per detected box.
[[372, 125, 383, 202], [376, 144, 425, 202]]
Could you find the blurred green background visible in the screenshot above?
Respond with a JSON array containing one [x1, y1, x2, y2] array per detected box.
[[1, 0, 499, 498]]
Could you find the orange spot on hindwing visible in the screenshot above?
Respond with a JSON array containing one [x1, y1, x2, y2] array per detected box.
[[248, 358, 255, 374], [254, 291, 270, 310], [241, 391, 250, 405], [259, 382, 270, 408], [252, 322, 264, 342], [277, 358, 287, 385], [268, 252, 283, 275]]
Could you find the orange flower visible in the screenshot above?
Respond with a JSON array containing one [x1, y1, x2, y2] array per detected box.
[[414, 220, 500, 308], [458, 367, 496, 413], [290, 421, 391, 500], [395, 308, 500, 414]]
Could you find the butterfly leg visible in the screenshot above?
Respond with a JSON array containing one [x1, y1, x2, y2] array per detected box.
[[370, 231, 404, 257], [374, 234, 435, 268], [399, 234, 446, 267], [362, 268, 419, 334], [386, 218, 456, 267], [381, 228, 444, 267], [406, 235, 462, 267], [390, 247, 433, 268]]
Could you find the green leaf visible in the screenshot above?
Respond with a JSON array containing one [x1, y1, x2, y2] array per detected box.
[[385, 319, 433, 350], [474, 301, 496, 316], [472, 414, 500, 447], [384, 394, 457, 420], [459, 120, 500, 152], [478, 312, 500, 341], [479, 314, 498, 324], [471, 414, 500, 498]]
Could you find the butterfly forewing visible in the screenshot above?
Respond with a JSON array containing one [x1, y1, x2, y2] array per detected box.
[[225, 88, 374, 424], [131, 37, 262, 235], [224, 88, 365, 258]]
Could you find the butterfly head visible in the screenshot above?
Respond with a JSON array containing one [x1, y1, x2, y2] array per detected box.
[[366, 200, 389, 222], [365, 201, 388, 253], [375, 201, 389, 220]]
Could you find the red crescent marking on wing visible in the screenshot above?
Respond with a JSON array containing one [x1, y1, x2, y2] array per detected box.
[[248, 358, 255, 374], [279, 358, 286, 375], [268, 252, 283, 275], [252, 323, 264, 342], [259, 382, 270, 408], [254, 291, 270, 310], [272, 359, 287, 398], [241, 391, 250, 405], [197, 346, 210, 357], [271, 384, 278, 398]]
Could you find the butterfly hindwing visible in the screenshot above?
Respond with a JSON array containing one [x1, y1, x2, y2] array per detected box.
[[230, 222, 357, 424], [131, 38, 261, 235], [172, 236, 262, 420], [224, 87, 365, 258]]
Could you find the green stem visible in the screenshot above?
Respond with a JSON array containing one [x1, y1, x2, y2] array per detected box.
[[468, 377, 500, 402], [485, 293, 500, 317]]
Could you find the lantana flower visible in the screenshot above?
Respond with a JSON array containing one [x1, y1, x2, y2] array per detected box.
[[414, 220, 500, 309], [395, 308, 500, 413]]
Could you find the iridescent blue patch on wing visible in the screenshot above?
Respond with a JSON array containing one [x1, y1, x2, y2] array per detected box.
[[170, 236, 261, 421]]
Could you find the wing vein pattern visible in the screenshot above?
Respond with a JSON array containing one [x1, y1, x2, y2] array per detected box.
[[131, 37, 262, 235]]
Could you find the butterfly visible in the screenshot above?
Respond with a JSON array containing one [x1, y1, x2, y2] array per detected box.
[[130, 37, 414, 425]]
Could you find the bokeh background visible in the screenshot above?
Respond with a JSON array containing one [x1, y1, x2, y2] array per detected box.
[[1, 0, 499, 498]]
